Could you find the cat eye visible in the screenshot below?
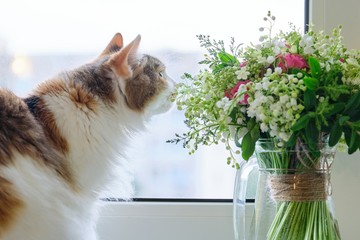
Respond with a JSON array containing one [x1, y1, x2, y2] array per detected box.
[[159, 72, 164, 78]]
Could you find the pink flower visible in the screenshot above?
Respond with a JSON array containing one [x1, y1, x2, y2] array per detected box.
[[240, 61, 247, 67], [225, 80, 250, 104], [277, 53, 309, 72]]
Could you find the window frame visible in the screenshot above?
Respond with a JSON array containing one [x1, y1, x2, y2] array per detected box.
[[97, 1, 360, 239]]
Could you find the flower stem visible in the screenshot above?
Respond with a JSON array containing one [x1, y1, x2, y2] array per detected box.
[[266, 201, 340, 240]]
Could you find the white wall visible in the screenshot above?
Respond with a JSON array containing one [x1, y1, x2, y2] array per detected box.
[[311, 0, 360, 238]]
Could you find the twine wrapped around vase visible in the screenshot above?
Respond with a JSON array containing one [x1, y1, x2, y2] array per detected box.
[[268, 172, 330, 202]]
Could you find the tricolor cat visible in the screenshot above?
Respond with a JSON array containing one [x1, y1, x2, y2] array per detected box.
[[0, 33, 174, 240]]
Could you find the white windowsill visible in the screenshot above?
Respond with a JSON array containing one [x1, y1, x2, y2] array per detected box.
[[97, 201, 238, 240]]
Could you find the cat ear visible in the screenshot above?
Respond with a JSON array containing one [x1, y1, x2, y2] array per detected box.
[[107, 34, 141, 79], [98, 33, 124, 57]]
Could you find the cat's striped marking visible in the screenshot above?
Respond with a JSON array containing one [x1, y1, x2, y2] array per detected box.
[[0, 89, 74, 186], [24, 94, 70, 154], [0, 89, 51, 165], [0, 176, 24, 235]]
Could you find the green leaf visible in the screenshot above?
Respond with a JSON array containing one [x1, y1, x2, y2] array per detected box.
[[291, 113, 314, 131], [305, 119, 319, 150], [212, 63, 227, 73], [229, 107, 238, 122], [218, 52, 237, 64], [339, 116, 350, 126], [343, 126, 352, 146], [241, 132, 255, 160], [304, 90, 317, 110], [344, 91, 360, 114], [247, 118, 256, 130], [285, 133, 298, 148], [303, 77, 319, 91], [308, 56, 321, 78], [348, 130, 360, 154], [329, 120, 342, 146], [350, 109, 360, 121], [324, 103, 345, 117], [351, 120, 360, 128], [250, 124, 260, 141]]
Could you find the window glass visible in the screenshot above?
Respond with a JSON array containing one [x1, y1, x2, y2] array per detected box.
[[0, 0, 304, 198]]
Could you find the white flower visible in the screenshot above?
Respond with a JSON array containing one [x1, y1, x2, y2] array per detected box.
[[304, 46, 315, 54], [273, 39, 280, 46], [264, 41, 271, 48], [236, 67, 250, 80], [270, 129, 277, 137], [273, 109, 280, 117], [255, 83, 263, 90], [257, 56, 267, 64], [216, 97, 230, 109], [290, 98, 297, 106], [215, 101, 223, 109], [247, 107, 256, 118], [274, 67, 282, 74], [273, 46, 281, 55], [260, 123, 269, 132], [270, 121, 278, 130], [226, 117, 232, 124], [285, 109, 294, 120], [257, 113, 266, 121], [267, 56, 275, 64], [280, 95, 289, 103], [346, 58, 359, 66], [265, 68, 273, 76], [278, 40, 285, 48], [299, 35, 313, 47], [279, 132, 290, 141], [262, 78, 270, 90]]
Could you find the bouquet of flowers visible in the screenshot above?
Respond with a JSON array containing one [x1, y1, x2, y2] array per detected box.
[[169, 11, 360, 240], [169, 11, 360, 167]]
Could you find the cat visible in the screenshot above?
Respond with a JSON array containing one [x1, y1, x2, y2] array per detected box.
[[0, 33, 175, 240]]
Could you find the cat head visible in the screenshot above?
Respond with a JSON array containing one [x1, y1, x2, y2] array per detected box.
[[98, 33, 175, 116]]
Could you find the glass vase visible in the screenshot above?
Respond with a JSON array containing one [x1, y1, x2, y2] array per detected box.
[[233, 139, 341, 240]]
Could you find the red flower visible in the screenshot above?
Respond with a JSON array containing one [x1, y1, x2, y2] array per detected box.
[[277, 53, 309, 72], [225, 80, 250, 104]]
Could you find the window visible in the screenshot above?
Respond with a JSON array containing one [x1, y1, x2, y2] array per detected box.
[[0, 0, 304, 199]]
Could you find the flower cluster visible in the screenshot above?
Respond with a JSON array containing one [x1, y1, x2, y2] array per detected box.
[[169, 12, 360, 168]]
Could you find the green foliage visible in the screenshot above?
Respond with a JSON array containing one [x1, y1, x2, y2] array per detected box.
[[303, 77, 319, 91], [308, 56, 321, 78]]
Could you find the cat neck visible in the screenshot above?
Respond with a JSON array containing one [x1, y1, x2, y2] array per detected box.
[[27, 87, 146, 197]]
